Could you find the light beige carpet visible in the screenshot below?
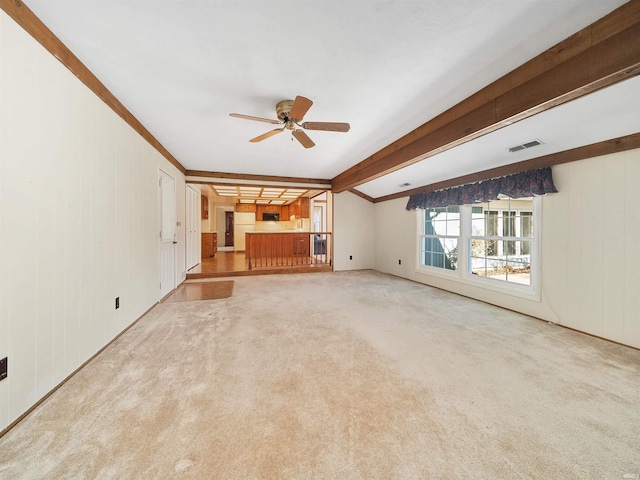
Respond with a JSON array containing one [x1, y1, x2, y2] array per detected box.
[[1, 271, 639, 479]]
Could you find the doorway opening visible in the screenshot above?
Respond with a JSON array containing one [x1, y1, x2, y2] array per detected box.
[[185, 184, 333, 278], [225, 211, 234, 247]]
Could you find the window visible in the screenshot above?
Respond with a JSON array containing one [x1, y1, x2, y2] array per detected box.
[[470, 198, 533, 286], [420, 206, 460, 270], [417, 197, 539, 298]]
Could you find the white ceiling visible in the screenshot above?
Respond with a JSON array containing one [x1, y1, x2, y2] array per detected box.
[[360, 76, 640, 198], [24, 0, 638, 198]]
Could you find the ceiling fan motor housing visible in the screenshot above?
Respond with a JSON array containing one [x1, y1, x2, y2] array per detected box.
[[276, 100, 295, 120]]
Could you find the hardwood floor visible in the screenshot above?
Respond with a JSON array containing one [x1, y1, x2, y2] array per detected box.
[[162, 280, 234, 302], [187, 251, 332, 279]]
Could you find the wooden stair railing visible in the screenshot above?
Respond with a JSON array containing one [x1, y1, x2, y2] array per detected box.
[[246, 232, 332, 270]]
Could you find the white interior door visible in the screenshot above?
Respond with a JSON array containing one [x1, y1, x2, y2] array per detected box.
[[159, 169, 177, 299], [185, 186, 201, 270]]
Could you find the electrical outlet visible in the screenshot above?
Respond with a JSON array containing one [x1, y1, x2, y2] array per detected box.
[[0, 357, 7, 381], [115, 297, 120, 309], [349, 255, 353, 260], [399, 259, 402, 265]]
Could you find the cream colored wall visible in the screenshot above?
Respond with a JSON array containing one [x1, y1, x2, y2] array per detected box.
[[325, 191, 334, 232], [333, 191, 375, 270], [373, 149, 640, 348], [0, 12, 186, 431], [215, 206, 232, 246], [201, 198, 216, 233]]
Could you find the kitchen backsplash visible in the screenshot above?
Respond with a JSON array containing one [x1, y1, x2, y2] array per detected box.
[[254, 220, 310, 232]]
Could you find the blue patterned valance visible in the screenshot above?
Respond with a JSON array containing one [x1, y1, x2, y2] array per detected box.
[[406, 167, 557, 210]]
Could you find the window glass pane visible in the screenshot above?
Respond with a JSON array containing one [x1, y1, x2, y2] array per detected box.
[[471, 207, 484, 235], [431, 220, 447, 236], [421, 237, 457, 270], [470, 239, 486, 257], [504, 211, 515, 237], [487, 259, 508, 280], [484, 210, 498, 255], [448, 214, 461, 236], [427, 206, 461, 237], [486, 210, 498, 235], [423, 237, 435, 251], [443, 239, 458, 270], [502, 216, 516, 254], [507, 259, 531, 285], [470, 257, 486, 277], [520, 212, 532, 238], [424, 212, 438, 234]]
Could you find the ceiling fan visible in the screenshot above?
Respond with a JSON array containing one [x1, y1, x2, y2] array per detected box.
[[229, 96, 350, 149]]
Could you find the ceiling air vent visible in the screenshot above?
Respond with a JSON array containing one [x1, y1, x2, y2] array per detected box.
[[508, 139, 544, 153]]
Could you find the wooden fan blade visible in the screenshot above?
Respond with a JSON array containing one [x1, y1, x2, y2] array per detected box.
[[302, 122, 350, 132], [250, 128, 284, 143], [288, 96, 313, 121], [230, 113, 280, 125], [292, 129, 315, 149]]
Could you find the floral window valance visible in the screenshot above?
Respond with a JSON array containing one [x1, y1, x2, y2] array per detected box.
[[405, 167, 557, 210]]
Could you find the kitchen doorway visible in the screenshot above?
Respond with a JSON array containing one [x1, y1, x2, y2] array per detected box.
[[225, 211, 234, 247]]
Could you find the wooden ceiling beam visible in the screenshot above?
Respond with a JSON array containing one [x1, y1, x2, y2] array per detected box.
[[331, 0, 640, 193], [185, 170, 331, 186], [374, 133, 640, 203], [348, 189, 374, 203]]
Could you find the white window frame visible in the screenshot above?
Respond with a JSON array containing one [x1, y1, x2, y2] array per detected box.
[[415, 197, 541, 301]]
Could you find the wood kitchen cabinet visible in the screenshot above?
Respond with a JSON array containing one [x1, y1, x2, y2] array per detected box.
[[299, 197, 309, 218], [201, 232, 217, 259], [289, 201, 299, 218], [293, 233, 310, 255], [235, 203, 256, 212], [256, 204, 281, 220], [289, 197, 309, 219], [201, 195, 209, 219]]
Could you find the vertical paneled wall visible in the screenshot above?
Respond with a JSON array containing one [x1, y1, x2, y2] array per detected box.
[[372, 149, 640, 349], [543, 150, 640, 347], [333, 192, 375, 271], [0, 12, 185, 431]]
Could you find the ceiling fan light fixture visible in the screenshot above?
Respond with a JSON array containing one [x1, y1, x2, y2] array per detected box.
[[230, 95, 350, 148]]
